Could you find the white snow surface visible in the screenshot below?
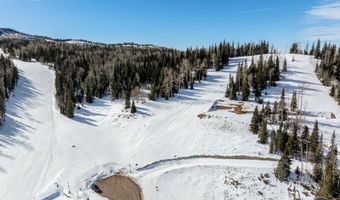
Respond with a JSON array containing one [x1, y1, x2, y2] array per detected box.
[[0, 51, 338, 199]]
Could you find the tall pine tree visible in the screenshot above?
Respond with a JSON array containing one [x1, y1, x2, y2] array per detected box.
[[313, 133, 324, 183], [301, 125, 309, 156], [241, 76, 250, 101], [330, 84, 335, 97], [317, 131, 338, 199], [131, 100, 137, 113], [283, 58, 288, 72], [250, 106, 260, 134], [258, 119, 268, 144], [275, 150, 291, 182], [310, 120, 320, 161], [290, 91, 297, 112]]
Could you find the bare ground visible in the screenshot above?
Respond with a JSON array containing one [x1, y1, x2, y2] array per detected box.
[[96, 175, 143, 200]]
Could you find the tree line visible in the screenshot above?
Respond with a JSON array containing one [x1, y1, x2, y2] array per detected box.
[[226, 54, 282, 103], [0, 55, 18, 126], [0, 39, 269, 117]]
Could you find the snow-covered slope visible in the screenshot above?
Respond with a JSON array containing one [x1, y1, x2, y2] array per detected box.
[[0, 59, 57, 199], [0, 52, 338, 199], [257, 54, 339, 145], [138, 158, 305, 200]]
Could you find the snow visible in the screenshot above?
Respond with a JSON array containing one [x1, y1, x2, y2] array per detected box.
[[64, 40, 92, 45], [139, 161, 310, 200], [0, 50, 338, 199]]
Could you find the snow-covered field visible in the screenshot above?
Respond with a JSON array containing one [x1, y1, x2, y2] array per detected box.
[[0, 51, 339, 199]]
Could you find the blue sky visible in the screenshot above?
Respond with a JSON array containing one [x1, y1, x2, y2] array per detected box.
[[0, 0, 340, 51]]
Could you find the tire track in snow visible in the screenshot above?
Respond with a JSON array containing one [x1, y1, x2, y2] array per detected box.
[[34, 67, 58, 195], [135, 155, 279, 179]]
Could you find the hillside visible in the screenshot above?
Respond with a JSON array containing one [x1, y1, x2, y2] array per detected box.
[[0, 46, 339, 199], [0, 28, 162, 47]]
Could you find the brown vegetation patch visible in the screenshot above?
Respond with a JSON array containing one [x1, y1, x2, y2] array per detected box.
[[212, 101, 247, 115], [197, 113, 211, 119], [232, 104, 247, 114], [95, 175, 143, 200]]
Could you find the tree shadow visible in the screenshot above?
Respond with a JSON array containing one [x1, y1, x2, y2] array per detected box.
[[73, 98, 109, 126], [0, 70, 42, 172]]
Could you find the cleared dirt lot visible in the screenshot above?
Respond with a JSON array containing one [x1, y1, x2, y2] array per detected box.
[[96, 175, 143, 200]]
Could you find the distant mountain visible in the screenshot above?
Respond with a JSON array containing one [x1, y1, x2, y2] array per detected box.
[[0, 28, 162, 48], [0, 28, 51, 40], [0, 28, 21, 36]]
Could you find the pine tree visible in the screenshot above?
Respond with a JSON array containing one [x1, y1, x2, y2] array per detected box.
[[270, 130, 276, 153], [310, 120, 320, 160], [279, 88, 287, 121], [285, 134, 294, 156], [304, 42, 309, 55], [271, 101, 278, 123], [254, 82, 261, 98], [290, 43, 300, 54], [190, 80, 194, 90], [283, 58, 288, 72], [235, 65, 243, 92], [331, 130, 337, 150], [301, 125, 309, 156], [279, 123, 289, 152], [313, 133, 324, 183], [225, 86, 229, 98], [250, 106, 260, 134], [265, 101, 271, 115], [315, 39, 321, 58], [290, 91, 297, 112], [229, 81, 237, 100], [258, 119, 268, 144], [227, 75, 237, 100], [291, 123, 300, 156], [272, 101, 278, 114], [125, 91, 131, 109], [241, 76, 250, 101], [65, 92, 74, 118], [310, 42, 315, 55], [85, 83, 93, 103], [275, 151, 291, 182], [330, 84, 335, 97], [317, 132, 338, 199], [131, 100, 137, 113], [148, 85, 157, 101], [259, 105, 265, 123], [313, 152, 323, 184], [273, 56, 280, 81], [279, 88, 285, 109]]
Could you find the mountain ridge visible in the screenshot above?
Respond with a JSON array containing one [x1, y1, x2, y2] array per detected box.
[[0, 27, 163, 48]]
